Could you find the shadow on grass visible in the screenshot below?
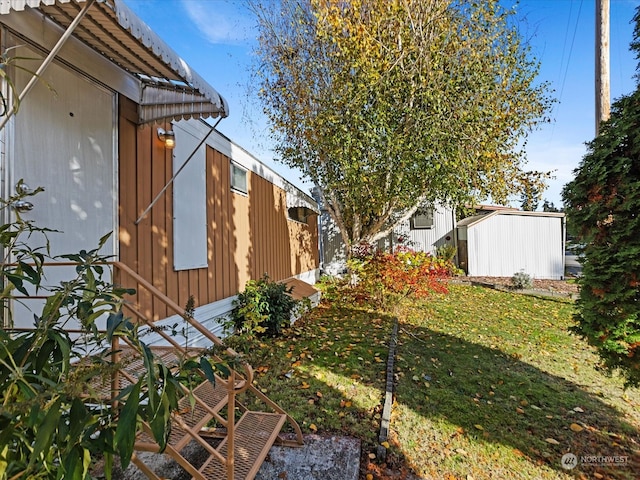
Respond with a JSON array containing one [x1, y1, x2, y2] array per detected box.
[[394, 321, 640, 479], [230, 301, 639, 480]]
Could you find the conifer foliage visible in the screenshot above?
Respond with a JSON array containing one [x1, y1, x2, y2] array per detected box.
[[562, 10, 640, 385]]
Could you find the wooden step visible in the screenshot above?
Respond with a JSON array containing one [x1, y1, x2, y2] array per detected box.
[[198, 411, 287, 480]]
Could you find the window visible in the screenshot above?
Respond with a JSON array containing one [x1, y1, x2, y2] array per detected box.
[[288, 206, 309, 224], [411, 207, 434, 229], [230, 163, 247, 194]]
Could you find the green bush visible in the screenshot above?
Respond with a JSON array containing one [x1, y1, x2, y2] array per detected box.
[[511, 270, 533, 290], [435, 243, 457, 263], [229, 274, 299, 338]]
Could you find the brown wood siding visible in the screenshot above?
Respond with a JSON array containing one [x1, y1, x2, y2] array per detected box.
[[118, 99, 318, 320]]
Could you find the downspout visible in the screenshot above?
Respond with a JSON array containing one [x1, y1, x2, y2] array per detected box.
[[452, 206, 459, 267], [562, 214, 566, 280], [0, 0, 97, 132]]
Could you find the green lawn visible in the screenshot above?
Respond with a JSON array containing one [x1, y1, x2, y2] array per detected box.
[[230, 284, 640, 479]]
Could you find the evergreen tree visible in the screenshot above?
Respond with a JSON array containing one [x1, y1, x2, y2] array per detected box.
[[562, 7, 640, 386]]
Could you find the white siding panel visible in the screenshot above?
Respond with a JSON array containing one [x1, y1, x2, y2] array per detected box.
[[406, 205, 456, 254], [466, 214, 564, 279]]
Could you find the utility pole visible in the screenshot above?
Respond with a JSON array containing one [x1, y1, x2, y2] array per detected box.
[[596, 0, 610, 136]]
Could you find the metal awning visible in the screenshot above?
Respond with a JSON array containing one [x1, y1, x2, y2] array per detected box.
[[286, 191, 320, 215], [0, 0, 229, 124]]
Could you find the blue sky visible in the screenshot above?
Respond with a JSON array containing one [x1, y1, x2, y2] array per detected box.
[[126, 0, 640, 208]]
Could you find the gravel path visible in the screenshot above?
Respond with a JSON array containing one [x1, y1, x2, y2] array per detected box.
[[456, 276, 579, 295]]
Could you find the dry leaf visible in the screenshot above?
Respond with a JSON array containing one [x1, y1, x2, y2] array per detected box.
[[316, 391, 323, 398], [368, 453, 376, 459], [545, 438, 560, 445], [570, 423, 584, 432], [309, 423, 317, 432], [474, 424, 484, 430], [366, 475, 374, 480], [516, 407, 525, 414], [381, 441, 390, 448], [573, 406, 584, 413]]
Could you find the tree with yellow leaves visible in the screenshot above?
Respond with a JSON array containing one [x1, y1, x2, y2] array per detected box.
[[252, 0, 553, 254]]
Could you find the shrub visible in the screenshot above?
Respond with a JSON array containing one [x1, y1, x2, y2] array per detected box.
[[436, 243, 457, 263], [354, 250, 451, 309], [229, 274, 299, 338], [511, 270, 533, 290]]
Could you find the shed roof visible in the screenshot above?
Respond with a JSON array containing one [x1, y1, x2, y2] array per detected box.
[[0, 0, 229, 124], [457, 209, 565, 228]]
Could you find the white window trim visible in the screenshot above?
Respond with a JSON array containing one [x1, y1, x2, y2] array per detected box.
[[230, 162, 248, 195], [411, 208, 435, 229]]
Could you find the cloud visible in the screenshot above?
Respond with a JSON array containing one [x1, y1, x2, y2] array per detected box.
[[181, 0, 254, 45]]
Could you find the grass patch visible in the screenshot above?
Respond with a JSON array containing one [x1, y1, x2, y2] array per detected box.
[[231, 284, 640, 479]]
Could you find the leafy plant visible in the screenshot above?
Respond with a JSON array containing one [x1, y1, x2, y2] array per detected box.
[[229, 274, 299, 338], [350, 250, 452, 310], [0, 188, 221, 479], [511, 270, 533, 290], [435, 244, 457, 264]]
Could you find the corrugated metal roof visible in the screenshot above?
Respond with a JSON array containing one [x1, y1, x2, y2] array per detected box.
[[457, 210, 564, 228], [0, 0, 229, 123]]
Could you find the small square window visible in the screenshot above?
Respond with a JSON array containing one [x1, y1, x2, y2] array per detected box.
[[230, 163, 247, 194], [411, 208, 434, 229], [288, 206, 309, 224]]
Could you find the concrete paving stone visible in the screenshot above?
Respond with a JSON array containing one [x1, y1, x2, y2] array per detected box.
[[256, 434, 361, 480], [103, 434, 360, 480]]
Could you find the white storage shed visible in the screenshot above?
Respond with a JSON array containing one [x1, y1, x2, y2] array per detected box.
[[457, 210, 566, 280]]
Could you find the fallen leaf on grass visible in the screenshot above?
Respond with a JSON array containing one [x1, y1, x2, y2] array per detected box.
[[381, 441, 389, 448], [474, 424, 484, 430], [516, 407, 525, 414], [570, 423, 584, 432], [545, 438, 560, 445], [300, 382, 310, 389], [309, 423, 317, 432]]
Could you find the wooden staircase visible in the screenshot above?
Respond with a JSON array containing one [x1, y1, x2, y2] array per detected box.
[[96, 262, 305, 480]]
